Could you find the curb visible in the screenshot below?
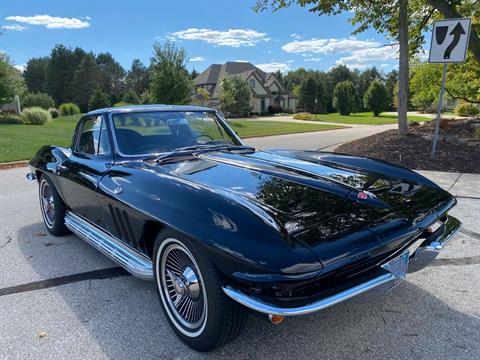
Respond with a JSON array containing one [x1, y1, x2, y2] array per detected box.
[[0, 161, 28, 170]]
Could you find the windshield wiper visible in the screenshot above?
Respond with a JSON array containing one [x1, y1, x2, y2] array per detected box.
[[151, 145, 255, 164]]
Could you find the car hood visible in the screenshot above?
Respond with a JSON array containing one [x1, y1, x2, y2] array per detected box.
[[159, 149, 456, 272]]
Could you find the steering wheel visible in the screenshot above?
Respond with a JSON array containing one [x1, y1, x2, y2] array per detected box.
[[194, 134, 215, 144]]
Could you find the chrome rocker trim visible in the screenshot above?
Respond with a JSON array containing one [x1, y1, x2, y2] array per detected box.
[[64, 211, 154, 280], [223, 215, 462, 317]]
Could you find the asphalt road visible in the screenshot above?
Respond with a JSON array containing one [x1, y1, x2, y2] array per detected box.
[[1, 161, 479, 359]]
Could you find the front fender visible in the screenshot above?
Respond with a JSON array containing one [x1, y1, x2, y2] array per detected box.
[[98, 163, 322, 279]]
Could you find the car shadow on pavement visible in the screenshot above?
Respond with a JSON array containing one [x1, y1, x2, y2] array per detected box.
[[13, 223, 480, 360]]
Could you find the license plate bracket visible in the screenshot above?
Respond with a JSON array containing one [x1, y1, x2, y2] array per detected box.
[[381, 251, 410, 289]]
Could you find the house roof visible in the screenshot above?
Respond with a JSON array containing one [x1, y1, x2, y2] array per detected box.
[[194, 61, 291, 98]]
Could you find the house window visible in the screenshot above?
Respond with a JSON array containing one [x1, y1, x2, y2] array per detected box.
[[249, 79, 255, 88], [261, 99, 265, 112]]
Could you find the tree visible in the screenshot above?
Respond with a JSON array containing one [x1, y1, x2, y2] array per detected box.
[[23, 57, 49, 93], [357, 67, 381, 110], [122, 88, 139, 104], [384, 69, 399, 110], [21, 92, 55, 110], [193, 87, 210, 106], [46, 45, 83, 105], [96, 52, 126, 100], [299, 75, 317, 113], [219, 77, 251, 116], [0, 53, 26, 104], [255, 0, 480, 134], [73, 53, 99, 112], [89, 89, 110, 111], [363, 80, 389, 116], [149, 41, 193, 104], [333, 80, 357, 115], [190, 69, 199, 80], [126, 59, 149, 96]]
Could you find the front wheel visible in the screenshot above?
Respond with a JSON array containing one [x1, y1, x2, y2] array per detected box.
[[153, 231, 244, 351], [38, 175, 70, 236]]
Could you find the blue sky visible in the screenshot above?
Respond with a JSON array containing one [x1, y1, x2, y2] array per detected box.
[[1, 0, 418, 74]]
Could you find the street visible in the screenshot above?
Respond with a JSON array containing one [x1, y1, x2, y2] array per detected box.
[[0, 139, 479, 359]]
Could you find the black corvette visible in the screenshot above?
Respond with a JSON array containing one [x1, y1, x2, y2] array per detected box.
[[28, 105, 461, 351]]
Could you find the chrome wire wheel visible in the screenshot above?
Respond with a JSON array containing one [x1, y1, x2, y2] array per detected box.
[[157, 239, 208, 337], [40, 179, 55, 228]]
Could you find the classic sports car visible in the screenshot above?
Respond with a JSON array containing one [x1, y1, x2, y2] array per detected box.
[[28, 105, 461, 351]]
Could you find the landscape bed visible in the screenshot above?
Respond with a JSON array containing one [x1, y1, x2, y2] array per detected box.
[[335, 118, 480, 173]]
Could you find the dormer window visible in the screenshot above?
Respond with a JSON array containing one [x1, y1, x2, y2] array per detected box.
[[249, 79, 255, 88]]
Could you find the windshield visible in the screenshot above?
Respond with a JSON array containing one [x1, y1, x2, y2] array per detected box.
[[111, 110, 239, 156]]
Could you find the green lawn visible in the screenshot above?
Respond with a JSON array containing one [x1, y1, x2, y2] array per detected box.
[[298, 112, 429, 125], [0, 115, 82, 163], [0, 116, 342, 163]]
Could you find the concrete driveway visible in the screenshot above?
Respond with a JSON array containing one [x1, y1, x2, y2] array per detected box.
[[247, 123, 397, 151], [0, 161, 479, 359]]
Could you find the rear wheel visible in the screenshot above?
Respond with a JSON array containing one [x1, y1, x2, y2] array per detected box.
[[153, 231, 244, 351], [38, 175, 70, 236]]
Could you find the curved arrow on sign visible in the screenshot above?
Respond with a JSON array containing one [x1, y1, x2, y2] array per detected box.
[[444, 22, 466, 59]]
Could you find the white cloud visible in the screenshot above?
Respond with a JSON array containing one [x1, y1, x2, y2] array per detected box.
[[1, 24, 26, 31], [282, 37, 380, 55], [235, 60, 249, 63], [85, 16, 92, 20], [168, 28, 269, 47], [290, 33, 301, 40], [13, 64, 26, 72], [304, 57, 322, 62], [335, 45, 398, 68], [286, 59, 295, 63], [255, 62, 291, 73], [190, 56, 205, 62], [5, 15, 90, 29]]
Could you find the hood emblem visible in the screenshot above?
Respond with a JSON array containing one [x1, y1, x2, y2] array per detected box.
[[357, 191, 369, 200]]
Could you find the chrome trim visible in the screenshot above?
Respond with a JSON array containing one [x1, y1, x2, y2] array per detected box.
[[224, 215, 462, 316], [223, 272, 396, 316], [64, 211, 154, 280], [408, 215, 461, 273]]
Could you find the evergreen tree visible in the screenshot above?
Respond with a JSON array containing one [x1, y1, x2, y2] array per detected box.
[[23, 57, 49, 93], [333, 80, 357, 115], [363, 79, 389, 116], [89, 89, 110, 111]]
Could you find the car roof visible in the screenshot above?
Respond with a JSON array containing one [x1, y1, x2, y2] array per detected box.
[[86, 104, 214, 116]]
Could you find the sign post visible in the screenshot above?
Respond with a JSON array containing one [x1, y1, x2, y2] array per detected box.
[[428, 18, 471, 158]]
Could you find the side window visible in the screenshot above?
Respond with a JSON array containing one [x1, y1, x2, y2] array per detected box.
[[76, 116, 110, 155], [98, 118, 111, 155]]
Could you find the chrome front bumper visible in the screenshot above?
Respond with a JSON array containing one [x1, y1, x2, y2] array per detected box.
[[222, 215, 461, 317]]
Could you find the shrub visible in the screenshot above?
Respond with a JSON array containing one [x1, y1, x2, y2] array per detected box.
[[0, 114, 23, 124], [267, 105, 283, 114], [59, 103, 81, 116], [113, 102, 134, 107], [89, 89, 110, 111], [21, 107, 51, 125], [48, 107, 60, 119], [333, 81, 357, 116], [455, 102, 479, 117], [21, 93, 55, 110], [293, 112, 314, 120], [363, 80, 389, 116]]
